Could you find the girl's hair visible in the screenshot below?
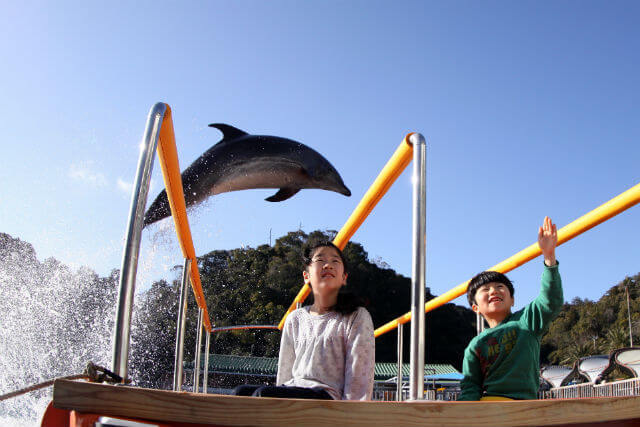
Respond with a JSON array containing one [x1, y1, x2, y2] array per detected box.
[[466, 270, 514, 306], [302, 240, 363, 315]]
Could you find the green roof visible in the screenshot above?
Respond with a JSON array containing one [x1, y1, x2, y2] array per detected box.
[[188, 354, 459, 381]]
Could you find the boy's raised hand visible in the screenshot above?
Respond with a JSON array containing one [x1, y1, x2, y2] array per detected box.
[[538, 216, 557, 266]]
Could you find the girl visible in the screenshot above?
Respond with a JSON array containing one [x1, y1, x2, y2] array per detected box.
[[234, 241, 375, 400]]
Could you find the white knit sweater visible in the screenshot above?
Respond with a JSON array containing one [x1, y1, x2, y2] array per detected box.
[[276, 306, 375, 400]]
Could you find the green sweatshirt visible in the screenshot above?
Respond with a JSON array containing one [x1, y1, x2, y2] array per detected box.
[[458, 263, 563, 400]]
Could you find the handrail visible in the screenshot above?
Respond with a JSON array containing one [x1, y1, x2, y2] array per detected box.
[[374, 181, 640, 337], [113, 103, 166, 379], [113, 103, 215, 381], [155, 104, 212, 332], [278, 134, 415, 329]]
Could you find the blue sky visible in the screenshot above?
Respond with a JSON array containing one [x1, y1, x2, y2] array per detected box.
[[1, 1, 638, 317]]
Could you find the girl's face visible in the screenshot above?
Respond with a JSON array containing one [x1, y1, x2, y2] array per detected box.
[[303, 246, 347, 297]]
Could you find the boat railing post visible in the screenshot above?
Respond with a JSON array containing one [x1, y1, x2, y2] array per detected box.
[[408, 133, 427, 401], [112, 102, 167, 380], [476, 312, 485, 335], [203, 331, 211, 394], [173, 258, 191, 391], [396, 322, 404, 401], [193, 308, 204, 392]]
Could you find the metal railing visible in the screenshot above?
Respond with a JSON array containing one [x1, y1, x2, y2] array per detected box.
[[113, 103, 213, 391], [541, 378, 640, 399], [372, 383, 456, 401]]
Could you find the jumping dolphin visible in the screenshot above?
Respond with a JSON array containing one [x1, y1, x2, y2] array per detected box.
[[143, 123, 351, 227]]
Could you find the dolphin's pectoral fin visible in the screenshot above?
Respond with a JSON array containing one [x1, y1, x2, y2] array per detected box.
[[208, 123, 249, 140], [265, 188, 301, 202]]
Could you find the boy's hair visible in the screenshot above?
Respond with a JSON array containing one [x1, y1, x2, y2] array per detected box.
[[301, 240, 363, 314], [466, 271, 514, 306]]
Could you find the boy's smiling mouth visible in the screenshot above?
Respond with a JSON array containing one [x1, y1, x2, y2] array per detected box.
[[488, 296, 503, 303], [321, 272, 335, 278]]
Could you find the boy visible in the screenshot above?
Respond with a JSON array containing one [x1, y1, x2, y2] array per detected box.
[[458, 216, 563, 400]]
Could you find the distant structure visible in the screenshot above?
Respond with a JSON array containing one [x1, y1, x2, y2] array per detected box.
[[542, 348, 640, 388]]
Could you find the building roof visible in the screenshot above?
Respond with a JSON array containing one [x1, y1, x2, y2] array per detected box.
[[188, 354, 459, 381]]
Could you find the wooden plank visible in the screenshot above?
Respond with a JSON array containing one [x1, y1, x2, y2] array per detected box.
[[53, 380, 640, 427]]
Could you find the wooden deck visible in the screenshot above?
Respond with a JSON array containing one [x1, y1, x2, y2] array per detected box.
[[52, 379, 640, 427]]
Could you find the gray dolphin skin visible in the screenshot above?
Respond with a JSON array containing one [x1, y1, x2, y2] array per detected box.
[[143, 123, 351, 227]]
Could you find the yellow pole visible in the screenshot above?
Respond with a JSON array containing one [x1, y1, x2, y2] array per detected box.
[[278, 134, 415, 329], [155, 104, 212, 332], [374, 182, 640, 337]]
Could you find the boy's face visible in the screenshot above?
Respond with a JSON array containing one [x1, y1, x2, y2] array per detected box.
[[472, 282, 514, 319]]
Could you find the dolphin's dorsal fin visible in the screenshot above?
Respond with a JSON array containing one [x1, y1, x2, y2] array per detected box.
[[208, 123, 249, 141]]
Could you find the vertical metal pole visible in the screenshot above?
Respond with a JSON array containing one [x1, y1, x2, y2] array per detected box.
[[626, 286, 634, 347], [173, 258, 191, 391], [409, 133, 427, 401], [112, 103, 167, 380], [193, 308, 204, 392], [476, 312, 485, 335], [203, 332, 211, 394], [396, 323, 404, 401]]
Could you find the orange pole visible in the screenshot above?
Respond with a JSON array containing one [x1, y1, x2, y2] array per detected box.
[[374, 182, 640, 337], [278, 134, 415, 329], [155, 104, 212, 332]]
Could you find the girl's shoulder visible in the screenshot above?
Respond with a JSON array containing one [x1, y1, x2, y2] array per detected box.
[[345, 306, 373, 327], [351, 306, 371, 319]]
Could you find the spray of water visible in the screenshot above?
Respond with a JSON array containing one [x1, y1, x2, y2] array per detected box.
[[0, 234, 118, 426], [0, 223, 191, 426]]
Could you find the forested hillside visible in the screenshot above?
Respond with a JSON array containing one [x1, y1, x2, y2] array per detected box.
[[542, 273, 640, 365]]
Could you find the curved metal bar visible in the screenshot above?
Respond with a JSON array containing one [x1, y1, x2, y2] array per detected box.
[[112, 102, 167, 380], [173, 258, 192, 391], [408, 133, 427, 401]]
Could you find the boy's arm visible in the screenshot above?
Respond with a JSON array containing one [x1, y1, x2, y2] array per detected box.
[[522, 217, 563, 335], [343, 308, 376, 400], [276, 316, 295, 385], [458, 344, 483, 401]]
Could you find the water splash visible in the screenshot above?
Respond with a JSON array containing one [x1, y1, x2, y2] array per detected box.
[[0, 234, 117, 426]]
